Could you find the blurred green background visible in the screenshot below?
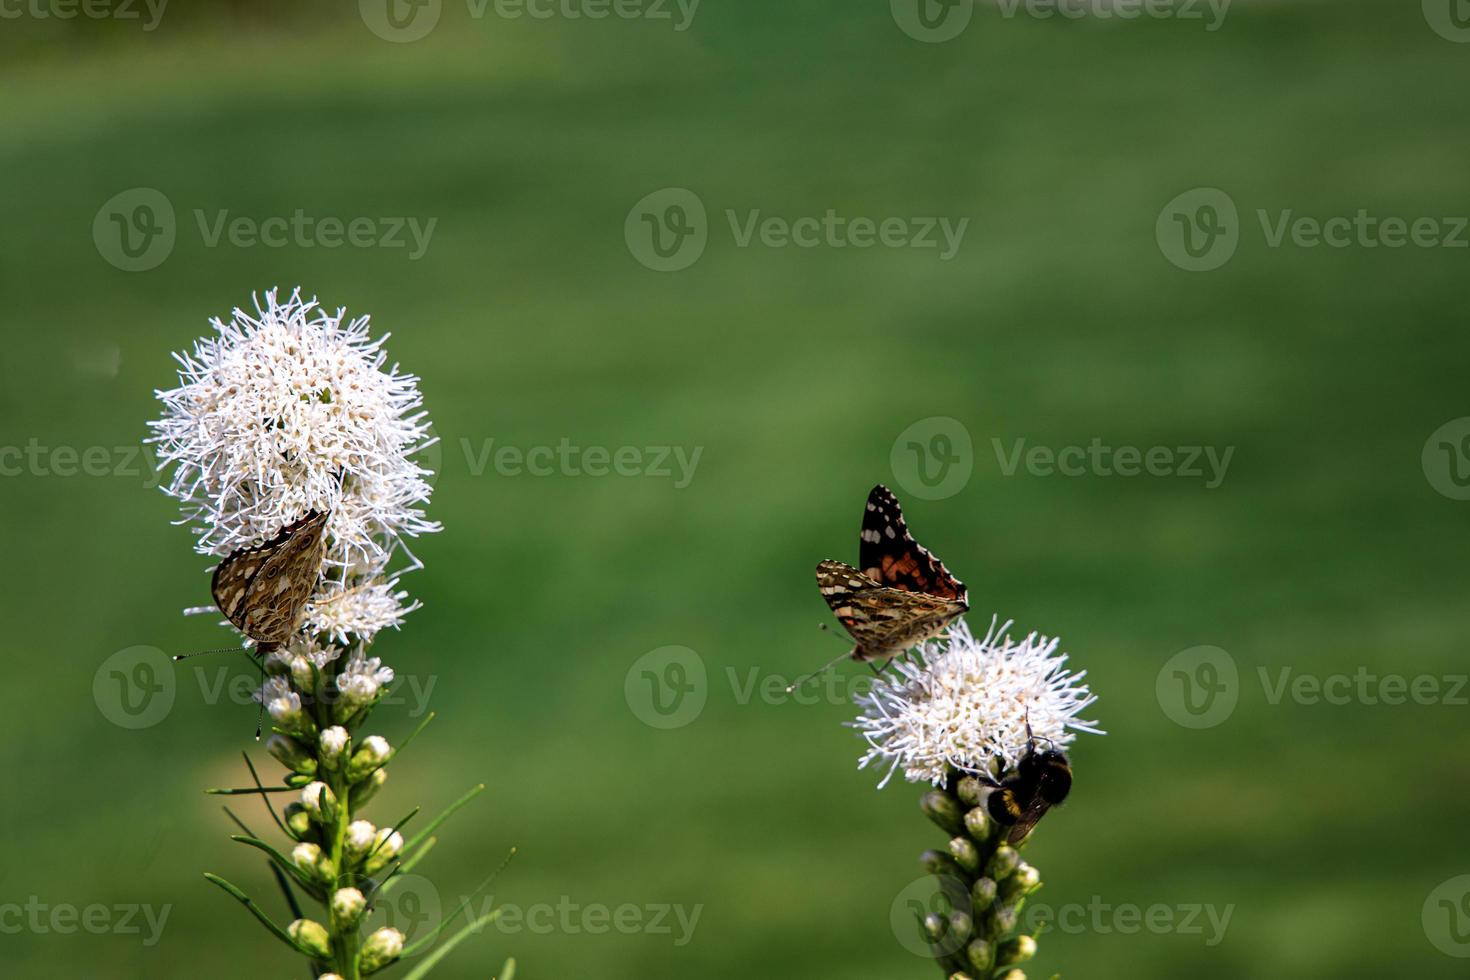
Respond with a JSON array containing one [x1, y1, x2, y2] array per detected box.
[[2, 1, 1469, 977]]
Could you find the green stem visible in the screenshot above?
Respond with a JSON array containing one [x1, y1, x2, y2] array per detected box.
[[328, 730, 361, 979]]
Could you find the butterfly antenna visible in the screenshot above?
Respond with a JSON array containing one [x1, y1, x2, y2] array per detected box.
[[784, 647, 854, 694], [172, 646, 244, 662], [254, 700, 265, 741]]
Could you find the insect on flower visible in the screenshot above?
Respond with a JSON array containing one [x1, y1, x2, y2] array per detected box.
[[792, 485, 968, 690]]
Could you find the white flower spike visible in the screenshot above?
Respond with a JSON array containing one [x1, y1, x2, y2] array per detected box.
[[150, 287, 439, 642], [851, 617, 1103, 789]]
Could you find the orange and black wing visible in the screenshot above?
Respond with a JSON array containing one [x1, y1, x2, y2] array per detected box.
[[859, 484, 968, 605]]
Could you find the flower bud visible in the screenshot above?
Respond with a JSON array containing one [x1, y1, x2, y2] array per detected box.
[[350, 767, 386, 807], [363, 828, 404, 875], [319, 726, 350, 769], [993, 971, 1026, 980], [288, 918, 331, 959], [948, 836, 980, 874], [999, 862, 1040, 902], [985, 845, 1020, 880], [263, 649, 293, 676], [266, 734, 316, 776], [283, 803, 315, 842], [347, 735, 392, 783], [301, 781, 338, 823], [319, 975, 344, 980], [331, 887, 367, 929], [344, 820, 378, 863], [955, 775, 986, 807], [285, 654, 315, 692], [965, 938, 994, 973], [921, 790, 965, 836], [997, 935, 1037, 966], [962, 806, 990, 841], [291, 842, 335, 884], [359, 927, 404, 972], [947, 910, 974, 945], [917, 846, 964, 875], [970, 876, 997, 909], [284, 772, 315, 789]]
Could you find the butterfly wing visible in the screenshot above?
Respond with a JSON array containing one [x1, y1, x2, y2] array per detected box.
[[815, 559, 966, 663], [859, 484, 968, 605], [212, 510, 329, 647]]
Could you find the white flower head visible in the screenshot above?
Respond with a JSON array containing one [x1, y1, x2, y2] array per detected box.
[[851, 617, 1103, 789], [337, 649, 395, 706], [306, 580, 420, 645], [257, 676, 303, 727], [150, 288, 439, 641]]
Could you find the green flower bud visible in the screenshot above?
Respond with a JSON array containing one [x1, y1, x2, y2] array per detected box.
[[266, 734, 316, 776], [344, 820, 378, 864], [919, 849, 962, 879], [363, 828, 404, 876], [948, 836, 980, 874], [350, 767, 386, 807], [283, 803, 315, 841], [331, 887, 367, 929], [997, 935, 1037, 966], [965, 938, 994, 973], [999, 862, 1041, 902], [284, 772, 314, 789], [921, 790, 965, 836], [993, 971, 1026, 980], [291, 842, 335, 885], [359, 926, 404, 973], [955, 776, 986, 807], [970, 877, 997, 909], [288, 918, 331, 959], [962, 806, 990, 842], [289, 656, 315, 693], [922, 913, 946, 943], [301, 781, 338, 823], [985, 845, 1020, 880], [347, 735, 392, 783], [947, 910, 974, 944], [319, 726, 350, 769], [988, 904, 1019, 938]]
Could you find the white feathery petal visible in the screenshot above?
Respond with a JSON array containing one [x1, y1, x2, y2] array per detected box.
[[850, 617, 1103, 788]]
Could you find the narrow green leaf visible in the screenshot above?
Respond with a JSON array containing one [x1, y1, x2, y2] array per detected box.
[[496, 957, 516, 980], [389, 908, 503, 980], [203, 873, 313, 956], [401, 850, 516, 957], [385, 711, 436, 764], [229, 835, 317, 892], [206, 786, 296, 795], [406, 784, 485, 851], [240, 751, 291, 838]]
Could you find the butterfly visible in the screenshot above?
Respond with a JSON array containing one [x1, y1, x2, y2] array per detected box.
[[211, 509, 330, 658], [984, 734, 1073, 845], [812, 485, 968, 667]]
